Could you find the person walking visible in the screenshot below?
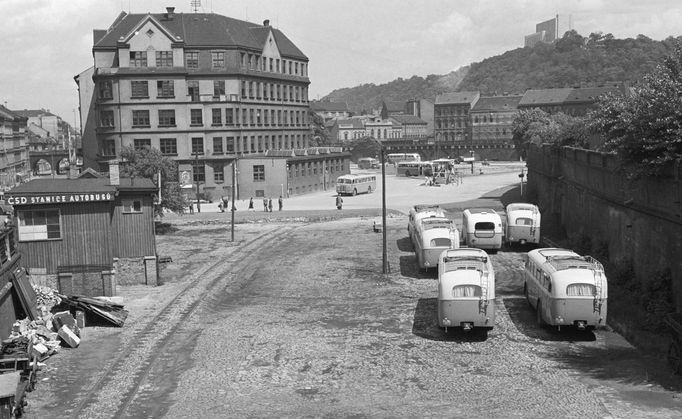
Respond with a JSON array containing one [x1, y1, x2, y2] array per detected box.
[[268, 198, 273, 212], [263, 197, 268, 212], [248, 197, 254, 211], [222, 196, 229, 213], [278, 195, 283, 211], [336, 194, 343, 210]]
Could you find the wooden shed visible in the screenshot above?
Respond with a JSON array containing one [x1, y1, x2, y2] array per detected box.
[[5, 176, 158, 296]]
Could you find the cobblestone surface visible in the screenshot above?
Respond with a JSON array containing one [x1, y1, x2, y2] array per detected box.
[[25, 213, 682, 418]]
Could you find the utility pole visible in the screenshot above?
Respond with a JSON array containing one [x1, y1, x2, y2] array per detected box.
[[194, 150, 201, 213], [380, 146, 388, 274], [231, 158, 236, 241]]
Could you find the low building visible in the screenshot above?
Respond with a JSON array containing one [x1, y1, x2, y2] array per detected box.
[[5, 173, 158, 296], [334, 118, 366, 142], [311, 101, 351, 121], [389, 114, 428, 139], [238, 147, 350, 198]]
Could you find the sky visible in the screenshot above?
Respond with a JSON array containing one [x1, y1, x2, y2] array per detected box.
[[1, 0, 681, 128]]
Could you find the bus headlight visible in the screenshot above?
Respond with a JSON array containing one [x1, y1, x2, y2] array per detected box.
[[425, 260, 430, 266], [442, 318, 451, 326], [554, 316, 565, 324]]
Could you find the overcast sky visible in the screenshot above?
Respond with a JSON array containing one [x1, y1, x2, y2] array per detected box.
[[1, 0, 681, 127]]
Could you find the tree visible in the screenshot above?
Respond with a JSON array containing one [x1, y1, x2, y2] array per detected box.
[[308, 110, 333, 146], [590, 42, 682, 176], [119, 146, 188, 216], [349, 137, 382, 162], [512, 109, 551, 158]]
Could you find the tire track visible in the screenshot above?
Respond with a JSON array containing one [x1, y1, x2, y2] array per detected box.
[[70, 225, 297, 418]]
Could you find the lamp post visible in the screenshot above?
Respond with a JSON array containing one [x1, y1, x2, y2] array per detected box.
[[231, 157, 237, 241], [194, 150, 201, 213], [374, 142, 388, 274]]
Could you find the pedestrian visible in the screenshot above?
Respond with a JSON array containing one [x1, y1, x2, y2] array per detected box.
[[218, 201, 224, 212], [222, 196, 229, 213], [278, 195, 283, 211], [248, 197, 254, 211], [263, 197, 268, 212], [268, 198, 273, 212], [336, 195, 343, 210], [188, 203, 194, 214]]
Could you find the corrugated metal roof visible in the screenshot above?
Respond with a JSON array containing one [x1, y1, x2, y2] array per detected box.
[[94, 12, 307, 60]]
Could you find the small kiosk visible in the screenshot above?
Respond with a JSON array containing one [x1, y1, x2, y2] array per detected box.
[[5, 174, 158, 296]]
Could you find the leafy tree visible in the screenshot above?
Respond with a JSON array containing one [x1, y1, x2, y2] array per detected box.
[[512, 109, 551, 158], [308, 110, 333, 146], [590, 43, 682, 176], [349, 137, 382, 162], [119, 146, 188, 216], [512, 109, 591, 157]]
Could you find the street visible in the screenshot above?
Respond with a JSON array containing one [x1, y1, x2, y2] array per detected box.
[[25, 168, 682, 418]]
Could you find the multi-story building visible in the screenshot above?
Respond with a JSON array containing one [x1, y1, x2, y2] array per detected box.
[[524, 15, 572, 47], [434, 91, 480, 146], [310, 101, 351, 121], [76, 7, 311, 199], [379, 100, 406, 119], [470, 95, 522, 146], [332, 118, 366, 142], [12, 109, 60, 140], [365, 117, 399, 141], [388, 114, 428, 139], [0, 105, 30, 189], [518, 85, 622, 116]]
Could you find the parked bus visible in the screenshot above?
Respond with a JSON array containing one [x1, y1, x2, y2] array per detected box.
[[386, 153, 421, 164], [524, 248, 608, 331], [396, 161, 432, 177], [461, 209, 503, 251], [412, 216, 459, 270], [438, 248, 496, 333], [407, 204, 446, 240], [357, 157, 380, 169], [505, 203, 541, 246], [335, 174, 377, 196]]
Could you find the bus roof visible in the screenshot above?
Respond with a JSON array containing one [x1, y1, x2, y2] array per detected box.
[[507, 203, 538, 212]]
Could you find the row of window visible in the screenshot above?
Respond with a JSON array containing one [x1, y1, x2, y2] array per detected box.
[[99, 79, 308, 104], [102, 134, 308, 157], [127, 49, 308, 77], [435, 107, 470, 117], [100, 107, 309, 129]]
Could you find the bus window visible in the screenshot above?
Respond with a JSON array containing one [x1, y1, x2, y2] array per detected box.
[[516, 217, 533, 226], [566, 283, 596, 296]]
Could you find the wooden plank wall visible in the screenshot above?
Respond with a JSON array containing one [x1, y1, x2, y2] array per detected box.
[[112, 193, 156, 258]]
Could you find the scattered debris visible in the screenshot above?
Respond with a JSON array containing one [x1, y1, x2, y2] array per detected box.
[[58, 294, 128, 327]]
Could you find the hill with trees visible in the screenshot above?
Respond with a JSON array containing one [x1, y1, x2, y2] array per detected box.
[[320, 31, 682, 111]]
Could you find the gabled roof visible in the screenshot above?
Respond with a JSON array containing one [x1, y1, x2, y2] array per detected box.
[[0, 105, 25, 122], [12, 109, 57, 118], [93, 12, 307, 60], [389, 114, 427, 125], [8, 177, 155, 195], [435, 91, 480, 105], [564, 86, 622, 103], [518, 88, 573, 106], [383, 101, 406, 113], [311, 101, 349, 112], [471, 95, 523, 112], [336, 119, 364, 129]]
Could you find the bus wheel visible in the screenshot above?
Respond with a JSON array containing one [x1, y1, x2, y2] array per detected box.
[[367, 186, 372, 193], [523, 283, 530, 305], [352, 188, 357, 196], [668, 341, 682, 374], [536, 301, 545, 326]]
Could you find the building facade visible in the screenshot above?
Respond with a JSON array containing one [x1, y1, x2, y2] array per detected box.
[[310, 101, 351, 121], [524, 14, 572, 47], [0, 105, 30, 190], [389, 114, 428, 139], [406, 98, 434, 135], [470, 95, 522, 145], [239, 147, 350, 198], [518, 85, 622, 116], [434, 91, 480, 147], [77, 8, 311, 200]]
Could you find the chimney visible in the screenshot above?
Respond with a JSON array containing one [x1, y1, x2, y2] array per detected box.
[[263, 19, 270, 27], [165, 7, 175, 19]]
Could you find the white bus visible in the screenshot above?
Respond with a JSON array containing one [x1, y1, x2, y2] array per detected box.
[[524, 248, 608, 331], [461, 208, 503, 251], [396, 161, 432, 177], [335, 174, 377, 196], [438, 248, 496, 333], [407, 204, 446, 240], [505, 203, 541, 246], [412, 216, 459, 270], [386, 153, 421, 164]]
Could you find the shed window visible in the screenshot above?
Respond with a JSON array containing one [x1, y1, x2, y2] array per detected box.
[[17, 209, 61, 241], [123, 200, 142, 213]]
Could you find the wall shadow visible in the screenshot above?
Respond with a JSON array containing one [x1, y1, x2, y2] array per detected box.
[[502, 297, 597, 342], [412, 298, 489, 342]]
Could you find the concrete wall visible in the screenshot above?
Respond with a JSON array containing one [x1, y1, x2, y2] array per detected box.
[[526, 144, 682, 309]]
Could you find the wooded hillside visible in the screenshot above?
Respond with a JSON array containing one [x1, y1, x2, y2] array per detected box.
[[320, 31, 681, 111]]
